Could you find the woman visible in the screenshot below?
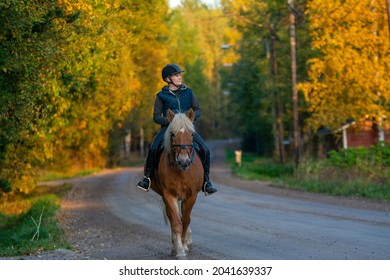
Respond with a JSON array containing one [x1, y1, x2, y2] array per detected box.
[[137, 63, 217, 195]]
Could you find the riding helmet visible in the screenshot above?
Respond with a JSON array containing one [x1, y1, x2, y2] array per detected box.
[[162, 64, 184, 81]]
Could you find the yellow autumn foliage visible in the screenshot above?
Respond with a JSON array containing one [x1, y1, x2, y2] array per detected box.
[[299, 0, 390, 131]]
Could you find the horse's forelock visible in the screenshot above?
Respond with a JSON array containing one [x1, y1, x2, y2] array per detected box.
[[164, 113, 195, 152]]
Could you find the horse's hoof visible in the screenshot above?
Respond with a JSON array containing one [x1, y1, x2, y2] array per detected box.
[[176, 253, 187, 260]]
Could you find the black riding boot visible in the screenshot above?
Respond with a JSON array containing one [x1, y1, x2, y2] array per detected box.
[[137, 130, 165, 192], [137, 151, 156, 192], [202, 154, 217, 195], [137, 176, 151, 192], [203, 172, 217, 195], [193, 134, 217, 196]]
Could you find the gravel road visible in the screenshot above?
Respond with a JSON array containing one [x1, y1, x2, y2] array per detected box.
[[7, 140, 390, 260]]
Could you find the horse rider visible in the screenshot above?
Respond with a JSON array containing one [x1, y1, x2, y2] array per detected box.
[[136, 63, 218, 195]]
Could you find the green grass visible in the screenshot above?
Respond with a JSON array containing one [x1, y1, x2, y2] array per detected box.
[[37, 168, 101, 182], [226, 149, 390, 201], [290, 162, 390, 200], [0, 157, 142, 257], [288, 179, 389, 199], [226, 150, 294, 181], [1, 157, 144, 257], [0, 184, 72, 257]]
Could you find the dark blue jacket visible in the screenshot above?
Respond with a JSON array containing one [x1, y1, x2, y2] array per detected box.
[[153, 84, 201, 127]]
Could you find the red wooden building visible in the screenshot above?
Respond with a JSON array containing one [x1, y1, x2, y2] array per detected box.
[[316, 119, 390, 157], [339, 120, 390, 149]]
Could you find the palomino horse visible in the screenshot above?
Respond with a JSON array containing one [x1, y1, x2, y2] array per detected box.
[[150, 108, 204, 259]]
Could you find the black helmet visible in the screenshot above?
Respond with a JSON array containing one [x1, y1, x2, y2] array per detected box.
[[162, 64, 184, 81]]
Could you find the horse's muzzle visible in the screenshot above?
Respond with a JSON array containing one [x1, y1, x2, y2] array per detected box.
[[177, 156, 191, 171]]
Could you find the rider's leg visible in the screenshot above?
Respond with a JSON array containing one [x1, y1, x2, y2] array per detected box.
[[193, 134, 217, 195], [137, 129, 165, 191]]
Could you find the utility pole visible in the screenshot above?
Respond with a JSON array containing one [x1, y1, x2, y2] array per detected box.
[[288, 0, 299, 168]]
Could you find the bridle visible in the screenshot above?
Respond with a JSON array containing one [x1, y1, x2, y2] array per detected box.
[[169, 133, 195, 167]]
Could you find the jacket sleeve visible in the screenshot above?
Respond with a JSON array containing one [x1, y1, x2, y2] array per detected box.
[[191, 91, 202, 121], [153, 95, 170, 126]]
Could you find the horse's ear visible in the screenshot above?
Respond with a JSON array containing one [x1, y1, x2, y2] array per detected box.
[[186, 108, 195, 122], [167, 108, 175, 122]]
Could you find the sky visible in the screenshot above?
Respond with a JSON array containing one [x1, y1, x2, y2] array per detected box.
[[169, 0, 221, 8]]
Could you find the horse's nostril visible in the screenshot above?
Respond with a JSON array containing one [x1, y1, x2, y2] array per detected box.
[[177, 157, 190, 169]]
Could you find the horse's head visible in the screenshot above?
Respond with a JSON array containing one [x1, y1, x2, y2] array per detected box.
[[164, 108, 196, 171]]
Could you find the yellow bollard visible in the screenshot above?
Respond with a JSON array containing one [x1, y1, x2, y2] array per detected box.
[[234, 150, 242, 167]]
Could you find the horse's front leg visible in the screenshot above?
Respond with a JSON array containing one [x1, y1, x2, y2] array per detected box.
[[183, 226, 192, 252], [163, 196, 186, 259], [181, 196, 197, 252]]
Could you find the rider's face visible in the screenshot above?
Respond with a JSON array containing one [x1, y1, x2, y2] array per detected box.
[[170, 73, 182, 86]]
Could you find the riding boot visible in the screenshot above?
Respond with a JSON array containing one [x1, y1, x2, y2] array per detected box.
[[137, 175, 151, 192], [137, 151, 156, 192], [203, 173, 217, 195], [202, 155, 217, 195], [137, 129, 165, 192]]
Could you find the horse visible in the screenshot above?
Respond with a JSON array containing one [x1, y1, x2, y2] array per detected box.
[[150, 108, 204, 259]]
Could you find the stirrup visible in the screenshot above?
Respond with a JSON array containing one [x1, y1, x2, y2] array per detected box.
[[203, 181, 217, 196], [137, 176, 151, 192]]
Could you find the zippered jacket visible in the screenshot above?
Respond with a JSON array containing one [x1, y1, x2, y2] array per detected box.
[[153, 84, 201, 127]]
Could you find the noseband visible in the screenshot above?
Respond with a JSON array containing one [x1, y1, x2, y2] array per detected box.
[[169, 135, 195, 167]]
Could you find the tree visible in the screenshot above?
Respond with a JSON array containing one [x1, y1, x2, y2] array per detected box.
[[0, 0, 170, 194], [167, 0, 233, 138], [299, 0, 390, 132], [47, 0, 169, 169], [288, 0, 299, 167], [221, 0, 293, 158], [0, 0, 78, 193]]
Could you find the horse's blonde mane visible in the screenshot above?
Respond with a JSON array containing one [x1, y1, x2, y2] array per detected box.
[[164, 113, 195, 152]]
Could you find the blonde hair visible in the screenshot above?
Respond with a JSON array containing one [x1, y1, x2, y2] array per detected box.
[[164, 113, 195, 152]]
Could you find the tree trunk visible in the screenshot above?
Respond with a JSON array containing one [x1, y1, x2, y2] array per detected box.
[[270, 30, 286, 164], [288, 0, 300, 168]]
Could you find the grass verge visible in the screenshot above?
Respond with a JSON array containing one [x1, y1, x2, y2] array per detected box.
[[37, 168, 101, 182], [1, 158, 143, 257], [226, 149, 294, 182], [226, 149, 390, 201], [0, 184, 72, 257]]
